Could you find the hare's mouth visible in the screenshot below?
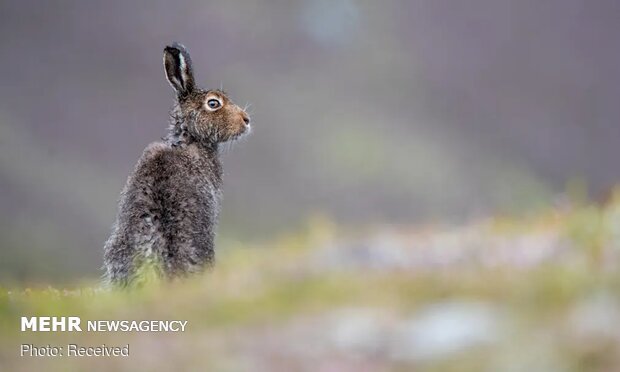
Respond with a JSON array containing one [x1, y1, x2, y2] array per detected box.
[[223, 124, 251, 143], [235, 125, 251, 139]]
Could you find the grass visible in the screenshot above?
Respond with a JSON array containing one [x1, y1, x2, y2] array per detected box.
[[2, 198, 620, 371]]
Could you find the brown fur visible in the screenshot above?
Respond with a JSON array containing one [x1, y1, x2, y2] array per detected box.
[[103, 43, 250, 286]]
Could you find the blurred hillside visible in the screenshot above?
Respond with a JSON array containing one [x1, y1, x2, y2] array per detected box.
[[3, 198, 620, 371], [1, 0, 620, 282]]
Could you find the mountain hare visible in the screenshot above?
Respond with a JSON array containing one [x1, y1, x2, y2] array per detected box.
[[103, 43, 251, 286]]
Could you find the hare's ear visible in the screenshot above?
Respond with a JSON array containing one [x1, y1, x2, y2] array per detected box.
[[163, 42, 196, 98]]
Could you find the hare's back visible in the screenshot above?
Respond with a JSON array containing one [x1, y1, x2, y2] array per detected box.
[[129, 142, 219, 213]]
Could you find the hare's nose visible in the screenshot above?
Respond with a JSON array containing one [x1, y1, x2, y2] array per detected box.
[[241, 112, 250, 125]]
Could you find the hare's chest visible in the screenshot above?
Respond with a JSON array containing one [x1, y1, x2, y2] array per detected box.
[[194, 177, 220, 205], [177, 146, 222, 211]]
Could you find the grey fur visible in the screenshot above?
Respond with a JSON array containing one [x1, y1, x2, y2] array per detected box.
[[103, 43, 250, 287]]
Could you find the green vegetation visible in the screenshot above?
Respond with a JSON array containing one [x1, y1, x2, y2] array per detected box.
[[3, 199, 620, 371]]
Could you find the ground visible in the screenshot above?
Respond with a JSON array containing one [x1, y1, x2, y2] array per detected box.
[[2, 196, 620, 371]]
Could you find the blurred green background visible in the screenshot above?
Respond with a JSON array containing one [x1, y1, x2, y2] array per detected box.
[[1, 0, 619, 283]]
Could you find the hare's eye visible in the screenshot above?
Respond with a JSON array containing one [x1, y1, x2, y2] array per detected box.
[[206, 98, 221, 110]]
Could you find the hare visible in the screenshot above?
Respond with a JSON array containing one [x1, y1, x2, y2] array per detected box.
[[103, 42, 251, 286]]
